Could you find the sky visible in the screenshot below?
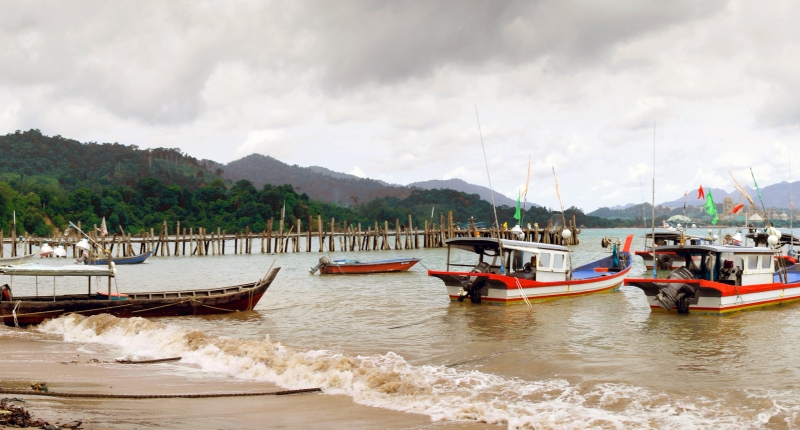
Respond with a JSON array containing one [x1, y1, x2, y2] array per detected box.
[[0, 0, 798, 211]]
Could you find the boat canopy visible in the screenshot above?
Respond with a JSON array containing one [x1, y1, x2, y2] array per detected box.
[[444, 237, 569, 254], [653, 244, 774, 254], [0, 264, 114, 277]]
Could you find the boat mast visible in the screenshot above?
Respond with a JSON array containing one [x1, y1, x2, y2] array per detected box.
[[791, 150, 795, 257], [651, 121, 656, 279], [475, 105, 505, 273]]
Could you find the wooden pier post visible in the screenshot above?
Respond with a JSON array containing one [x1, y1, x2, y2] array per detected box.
[[329, 218, 335, 252]]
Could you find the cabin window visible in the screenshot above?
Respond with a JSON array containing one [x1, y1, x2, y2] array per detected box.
[[553, 253, 564, 269], [747, 255, 758, 270], [761, 256, 772, 270], [539, 252, 551, 268], [512, 251, 524, 272]]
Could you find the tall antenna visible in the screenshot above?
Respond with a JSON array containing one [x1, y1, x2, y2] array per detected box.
[[791, 148, 794, 256], [475, 105, 500, 229], [651, 121, 657, 279]]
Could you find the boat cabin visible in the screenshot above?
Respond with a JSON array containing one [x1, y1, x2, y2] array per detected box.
[[643, 232, 713, 249], [445, 237, 572, 283], [650, 244, 778, 286]]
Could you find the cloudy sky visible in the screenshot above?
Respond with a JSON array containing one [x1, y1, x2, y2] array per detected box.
[[1, 0, 798, 210]]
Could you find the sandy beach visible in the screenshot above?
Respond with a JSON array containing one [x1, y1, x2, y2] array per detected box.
[[0, 331, 489, 429]]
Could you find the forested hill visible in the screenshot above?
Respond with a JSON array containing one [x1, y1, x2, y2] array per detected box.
[[0, 129, 222, 191], [206, 154, 413, 205]]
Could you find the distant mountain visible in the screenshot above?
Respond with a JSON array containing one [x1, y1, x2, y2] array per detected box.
[[589, 203, 676, 220], [608, 203, 637, 210], [659, 182, 800, 209], [208, 154, 413, 205], [409, 178, 539, 208]]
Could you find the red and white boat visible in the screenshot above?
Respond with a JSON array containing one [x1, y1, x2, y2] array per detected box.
[[625, 244, 800, 315], [310, 257, 420, 274], [428, 235, 634, 305]]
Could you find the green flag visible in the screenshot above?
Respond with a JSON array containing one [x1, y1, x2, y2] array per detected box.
[[750, 167, 764, 204], [514, 191, 521, 221], [704, 189, 718, 225]]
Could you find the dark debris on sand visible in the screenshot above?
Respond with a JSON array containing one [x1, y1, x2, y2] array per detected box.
[[1, 397, 82, 429]]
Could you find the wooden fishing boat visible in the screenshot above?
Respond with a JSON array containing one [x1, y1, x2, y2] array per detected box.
[[86, 250, 154, 265], [428, 235, 634, 305], [310, 257, 420, 274], [635, 232, 713, 270], [625, 244, 800, 315], [0, 264, 280, 326]]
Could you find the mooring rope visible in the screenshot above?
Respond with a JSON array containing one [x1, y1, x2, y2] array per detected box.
[[0, 388, 321, 399]]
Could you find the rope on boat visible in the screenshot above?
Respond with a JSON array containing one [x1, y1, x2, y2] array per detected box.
[[0, 388, 322, 399], [513, 278, 532, 308]]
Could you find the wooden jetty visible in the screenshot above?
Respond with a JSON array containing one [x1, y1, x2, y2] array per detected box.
[[0, 213, 581, 258]]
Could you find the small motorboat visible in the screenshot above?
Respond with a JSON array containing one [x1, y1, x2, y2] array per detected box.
[[86, 250, 154, 265], [428, 235, 633, 305], [625, 243, 800, 315], [310, 257, 420, 274], [0, 253, 37, 266]]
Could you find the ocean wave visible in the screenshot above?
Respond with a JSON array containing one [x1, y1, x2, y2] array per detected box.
[[38, 314, 783, 429]]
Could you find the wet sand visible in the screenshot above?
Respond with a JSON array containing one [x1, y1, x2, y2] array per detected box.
[[0, 333, 489, 429]]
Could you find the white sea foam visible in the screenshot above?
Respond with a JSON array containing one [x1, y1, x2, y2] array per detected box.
[[37, 314, 791, 429]]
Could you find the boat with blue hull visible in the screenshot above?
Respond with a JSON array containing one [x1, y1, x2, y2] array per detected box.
[[86, 250, 154, 265]]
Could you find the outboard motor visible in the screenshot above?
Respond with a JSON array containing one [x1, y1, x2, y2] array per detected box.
[[309, 256, 331, 274], [459, 262, 491, 304], [654, 267, 698, 313], [657, 254, 673, 270], [0, 284, 12, 302]]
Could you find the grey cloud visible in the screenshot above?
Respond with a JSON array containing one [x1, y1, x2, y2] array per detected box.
[[313, 0, 729, 88]]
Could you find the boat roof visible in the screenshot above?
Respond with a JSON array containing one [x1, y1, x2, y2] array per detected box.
[[642, 232, 708, 240], [445, 237, 569, 253], [745, 232, 800, 245], [641, 232, 682, 239], [0, 264, 114, 277], [652, 244, 775, 254]]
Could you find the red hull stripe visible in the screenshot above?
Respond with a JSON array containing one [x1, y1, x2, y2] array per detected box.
[[626, 277, 798, 297]]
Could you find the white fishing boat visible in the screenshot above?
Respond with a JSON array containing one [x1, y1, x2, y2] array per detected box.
[[428, 235, 633, 304], [625, 243, 800, 315]]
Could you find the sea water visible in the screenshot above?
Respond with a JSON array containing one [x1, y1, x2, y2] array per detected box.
[[8, 227, 800, 428]]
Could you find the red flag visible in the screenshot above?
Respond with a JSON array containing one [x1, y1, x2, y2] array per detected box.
[[697, 186, 705, 200], [728, 203, 744, 214]]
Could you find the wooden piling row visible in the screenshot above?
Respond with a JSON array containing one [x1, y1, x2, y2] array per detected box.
[[1, 210, 580, 258]]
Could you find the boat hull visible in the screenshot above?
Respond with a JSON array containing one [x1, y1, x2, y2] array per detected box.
[[321, 258, 420, 274], [625, 270, 800, 315], [0, 267, 280, 326], [0, 254, 37, 266], [432, 265, 630, 305], [87, 250, 154, 265]]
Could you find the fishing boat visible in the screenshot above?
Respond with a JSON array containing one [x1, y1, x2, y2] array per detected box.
[[427, 234, 633, 304], [0, 263, 280, 327], [0, 253, 37, 266], [310, 257, 420, 274], [85, 250, 154, 265], [635, 231, 714, 269], [624, 243, 800, 315]]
